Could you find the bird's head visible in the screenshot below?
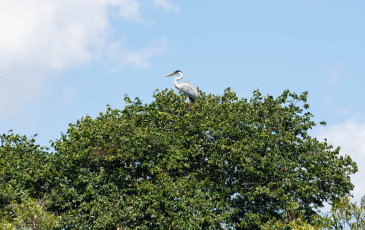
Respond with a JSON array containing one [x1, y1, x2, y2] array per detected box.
[[165, 70, 182, 77]]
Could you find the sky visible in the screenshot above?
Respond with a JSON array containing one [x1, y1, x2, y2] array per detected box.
[[1, 0, 365, 204]]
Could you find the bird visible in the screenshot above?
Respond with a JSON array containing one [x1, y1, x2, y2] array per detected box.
[[164, 70, 201, 103]]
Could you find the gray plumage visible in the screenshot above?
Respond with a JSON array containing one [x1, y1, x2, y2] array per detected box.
[[165, 70, 201, 103]]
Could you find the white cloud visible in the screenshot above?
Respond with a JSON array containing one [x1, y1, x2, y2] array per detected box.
[[154, 0, 180, 13], [0, 0, 167, 119], [0, 0, 127, 73], [316, 119, 365, 202]]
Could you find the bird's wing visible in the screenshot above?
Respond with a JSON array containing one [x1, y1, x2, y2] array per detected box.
[[180, 81, 201, 99]]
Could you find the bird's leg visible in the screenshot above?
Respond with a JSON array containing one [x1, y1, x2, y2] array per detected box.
[[186, 97, 192, 109]]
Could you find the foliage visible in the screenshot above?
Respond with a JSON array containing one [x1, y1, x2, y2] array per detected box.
[[260, 201, 327, 229], [0, 88, 358, 229], [261, 217, 315, 230], [46, 88, 356, 229], [0, 133, 60, 229], [0, 188, 60, 229], [319, 195, 365, 229]]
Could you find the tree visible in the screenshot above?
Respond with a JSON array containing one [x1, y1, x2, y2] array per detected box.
[[42, 88, 357, 229], [0, 133, 60, 229], [319, 195, 365, 229]]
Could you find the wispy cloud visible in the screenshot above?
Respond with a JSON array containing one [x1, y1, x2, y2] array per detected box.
[[316, 119, 365, 202], [115, 0, 143, 21], [318, 62, 343, 108], [153, 0, 180, 13], [106, 38, 167, 71], [328, 62, 342, 86]]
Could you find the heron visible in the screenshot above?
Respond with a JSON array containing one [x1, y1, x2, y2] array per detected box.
[[164, 70, 201, 103]]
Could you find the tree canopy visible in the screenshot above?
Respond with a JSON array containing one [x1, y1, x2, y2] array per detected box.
[[0, 88, 358, 229]]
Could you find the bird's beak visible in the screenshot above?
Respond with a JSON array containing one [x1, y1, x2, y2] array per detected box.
[[164, 73, 173, 77]]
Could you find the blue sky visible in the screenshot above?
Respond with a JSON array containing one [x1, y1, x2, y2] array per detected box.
[[1, 0, 365, 203]]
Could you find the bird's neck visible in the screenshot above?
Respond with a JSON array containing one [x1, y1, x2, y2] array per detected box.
[[174, 73, 183, 89]]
